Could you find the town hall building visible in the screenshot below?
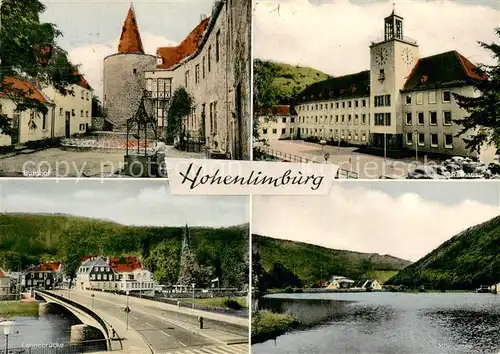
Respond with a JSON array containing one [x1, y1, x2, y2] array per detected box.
[[262, 11, 495, 162]]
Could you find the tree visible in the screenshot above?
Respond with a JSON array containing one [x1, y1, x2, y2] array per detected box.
[[92, 95, 104, 118], [143, 240, 180, 285], [64, 250, 82, 288], [253, 59, 278, 138], [453, 28, 500, 153], [0, 0, 81, 136], [166, 87, 194, 146]]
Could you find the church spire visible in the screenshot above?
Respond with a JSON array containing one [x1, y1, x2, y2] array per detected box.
[[181, 224, 190, 251], [117, 3, 145, 54]]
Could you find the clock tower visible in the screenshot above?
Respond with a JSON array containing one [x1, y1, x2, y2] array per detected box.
[[369, 10, 419, 149]]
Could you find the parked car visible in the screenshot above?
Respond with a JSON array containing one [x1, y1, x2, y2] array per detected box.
[[407, 166, 448, 179]]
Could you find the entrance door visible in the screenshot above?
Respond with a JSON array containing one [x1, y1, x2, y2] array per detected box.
[[297, 128, 301, 140], [65, 111, 71, 138], [11, 113, 20, 145]]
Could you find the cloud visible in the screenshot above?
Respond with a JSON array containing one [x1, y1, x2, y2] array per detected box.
[[252, 184, 500, 261], [254, 0, 499, 76], [0, 184, 248, 228], [68, 31, 177, 99]]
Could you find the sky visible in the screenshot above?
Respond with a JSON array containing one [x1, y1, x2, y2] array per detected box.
[[0, 180, 248, 227], [39, 0, 215, 98], [254, 0, 500, 77], [252, 181, 500, 262]]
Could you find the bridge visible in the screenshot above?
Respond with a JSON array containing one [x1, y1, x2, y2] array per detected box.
[[35, 289, 248, 354], [34, 290, 114, 350]]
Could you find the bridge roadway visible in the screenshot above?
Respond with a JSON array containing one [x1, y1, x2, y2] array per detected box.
[[51, 290, 248, 354]]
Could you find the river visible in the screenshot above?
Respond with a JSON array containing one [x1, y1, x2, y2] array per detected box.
[[0, 302, 107, 353], [253, 292, 500, 354]]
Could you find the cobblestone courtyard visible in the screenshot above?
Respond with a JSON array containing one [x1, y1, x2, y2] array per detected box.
[[0, 146, 205, 178]]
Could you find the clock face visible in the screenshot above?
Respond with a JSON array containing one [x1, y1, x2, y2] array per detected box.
[[374, 47, 389, 66], [401, 47, 414, 66]]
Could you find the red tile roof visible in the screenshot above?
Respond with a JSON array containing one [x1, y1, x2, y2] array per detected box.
[[117, 5, 145, 54], [156, 17, 210, 69], [40, 263, 61, 272], [109, 256, 142, 273], [1, 77, 49, 103], [74, 71, 92, 90], [403, 50, 485, 91], [27, 262, 61, 272]]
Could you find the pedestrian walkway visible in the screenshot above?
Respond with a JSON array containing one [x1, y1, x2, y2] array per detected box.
[[159, 343, 248, 354]]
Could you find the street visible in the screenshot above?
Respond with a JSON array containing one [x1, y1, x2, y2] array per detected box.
[[54, 290, 248, 354], [265, 140, 422, 179]]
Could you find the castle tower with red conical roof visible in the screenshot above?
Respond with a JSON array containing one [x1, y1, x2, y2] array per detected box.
[[103, 3, 156, 130]]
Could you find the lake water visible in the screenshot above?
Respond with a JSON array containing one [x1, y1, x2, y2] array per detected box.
[[253, 292, 500, 354]]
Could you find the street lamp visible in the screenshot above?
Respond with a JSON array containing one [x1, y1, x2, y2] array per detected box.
[[191, 283, 195, 310], [125, 290, 130, 331], [91, 293, 95, 309], [1, 321, 13, 354]]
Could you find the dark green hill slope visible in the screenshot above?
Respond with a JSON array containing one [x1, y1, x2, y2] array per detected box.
[[387, 215, 500, 290], [253, 59, 330, 105], [0, 213, 248, 288], [253, 234, 411, 286]]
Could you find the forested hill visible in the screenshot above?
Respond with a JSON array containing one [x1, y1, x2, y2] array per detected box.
[[387, 215, 500, 290], [0, 213, 248, 288], [253, 59, 330, 106], [253, 234, 411, 287]]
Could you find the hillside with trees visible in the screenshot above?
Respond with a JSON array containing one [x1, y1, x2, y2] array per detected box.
[[0, 213, 248, 289], [253, 59, 330, 107], [253, 234, 411, 291], [387, 215, 500, 290]]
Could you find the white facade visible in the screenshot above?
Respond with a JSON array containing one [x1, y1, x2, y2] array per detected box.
[[42, 83, 92, 137], [0, 97, 55, 146], [296, 96, 371, 144], [273, 12, 495, 161], [258, 112, 298, 141]]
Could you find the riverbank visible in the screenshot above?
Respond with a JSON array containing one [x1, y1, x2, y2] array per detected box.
[[0, 301, 39, 317], [251, 310, 300, 344], [189, 296, 247, 310]]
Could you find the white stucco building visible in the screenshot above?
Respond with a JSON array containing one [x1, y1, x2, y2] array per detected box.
[[76, 256, 155, 293], [0, 75, 93, 147], [257, 105, 298, 141], [42, 76, 93, 137], [0, 77, 55, 146], [275, 11, 495, 161]]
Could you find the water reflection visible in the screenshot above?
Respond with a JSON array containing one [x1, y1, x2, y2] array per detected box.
[[254, 292, 500, 354]]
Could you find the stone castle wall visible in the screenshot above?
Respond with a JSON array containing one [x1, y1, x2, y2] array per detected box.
[[103, 53, 156, 130]]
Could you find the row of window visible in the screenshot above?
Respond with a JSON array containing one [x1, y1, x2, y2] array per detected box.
[[80, 90, 90, 101], [405, 90, 452, 105], [298, 114, 369, 125], [406, 132, 454, 148], [59, 108, 90, 118], [262, 127, 296, 135], [187, 29, 221, 87], [406, 110, 453, 126], [374, 95, 391, 107], [298, 99, 369, 112], [305, 128, 368, 142], [88, 281, 154, 289]]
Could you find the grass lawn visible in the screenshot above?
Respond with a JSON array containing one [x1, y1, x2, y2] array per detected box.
[[252, 310, 300, 343], [0, 301, 39, 317], [189, 296, 247, 309]]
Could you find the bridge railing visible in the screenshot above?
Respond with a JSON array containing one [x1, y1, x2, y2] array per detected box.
[[36, 290, 112, 351], [254, 146, 359, 179]]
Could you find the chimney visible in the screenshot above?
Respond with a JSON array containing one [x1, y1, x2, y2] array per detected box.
[[200, 14, 207, 22]]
